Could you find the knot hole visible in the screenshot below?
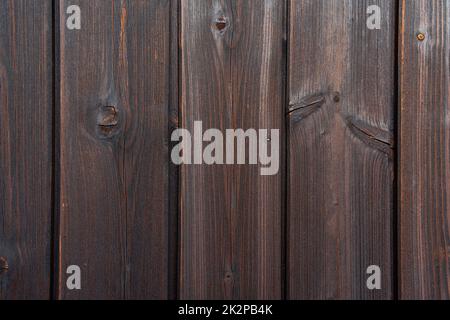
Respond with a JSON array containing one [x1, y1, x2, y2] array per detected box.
[[213, 16, 229, 34], [97, 105, 120, 138], [0, 257, 9, 275]]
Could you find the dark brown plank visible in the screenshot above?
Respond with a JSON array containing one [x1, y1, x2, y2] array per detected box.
[[0, 0, 52, 299], [168, 0, 180, 300], [58, 0, 172, 299], [179, 0, 285, 299], [399, 0, 450, 300], [288, 0, 395, 299]]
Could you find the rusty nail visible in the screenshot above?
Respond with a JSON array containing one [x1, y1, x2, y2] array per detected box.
[[417, 33, 425, 41]]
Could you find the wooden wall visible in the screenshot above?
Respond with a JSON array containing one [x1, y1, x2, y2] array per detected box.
[[0, 0, 448, 300]]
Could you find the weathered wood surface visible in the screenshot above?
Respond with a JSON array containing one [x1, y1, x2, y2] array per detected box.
[[58, 0, 172, 299], [3, 0, 450, 300], [0, 0, 53, 299], [288, 0, 396, 299], [168, 0, 180, 301], [179, 0, 286, 299], [399, 0, 450, 300]]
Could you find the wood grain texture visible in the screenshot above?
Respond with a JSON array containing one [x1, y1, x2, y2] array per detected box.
[[58, 0, 172, 299], [399, 0, 450, 300], [179, 0, 285, 299], [0, 0, 53, 299], [168, 0, 180, 300], [288, 0, 395, 299]]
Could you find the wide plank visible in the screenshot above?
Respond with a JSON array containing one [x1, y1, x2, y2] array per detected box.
[[58, 0, 172, 299], [399, 0, 450, 300], [288, 0, 395, 299], [179, 0, 285, 299], [0, 0, 53, 299]]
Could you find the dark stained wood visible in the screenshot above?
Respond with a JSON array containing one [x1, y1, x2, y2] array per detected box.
[[168, 0, 180, 300], [179, 0, 285, 299], [288, 0, 395, 299], [399, 0, 450, 300], [58, 0, 172, 299], [0, 0, 53, 299], [5, 0, 450, 301]]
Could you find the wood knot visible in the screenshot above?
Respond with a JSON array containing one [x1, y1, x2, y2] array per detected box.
[[224, 271, 233, 280], [0, 257, 9, 275], [97, 105, 120, 137], [333, 92, 341, 103], [213, 16, 229, 34]]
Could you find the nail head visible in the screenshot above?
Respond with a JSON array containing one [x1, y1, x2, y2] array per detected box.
[[417, 33, 425, 41]]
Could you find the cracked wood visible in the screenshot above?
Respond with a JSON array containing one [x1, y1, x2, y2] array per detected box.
[[287, 0, 395, 300]]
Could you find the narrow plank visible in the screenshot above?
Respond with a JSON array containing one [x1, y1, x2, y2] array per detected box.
[[168, 0, 180, 300], [0, 0, 53, 299], [399, 0, 450, 299], [179, 0, 285, 299], [288, 0, 395, 299], [58, 0, 172, 299]]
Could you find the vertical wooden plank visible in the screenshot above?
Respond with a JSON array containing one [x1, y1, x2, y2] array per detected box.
[[59, 0, 172, 299], [168, 0, 180, 300], [288, 0, 395, 299], [399, 0, 450, 300], [0, 0, 52, 299], [179, 0, 285, 299]]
